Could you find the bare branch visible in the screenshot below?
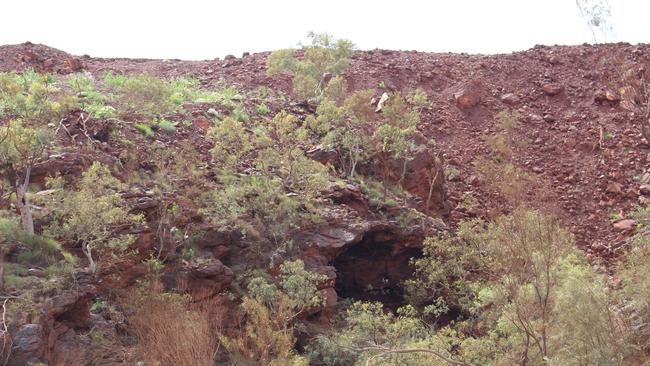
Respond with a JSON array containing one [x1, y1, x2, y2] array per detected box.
[[361, 344, 472, 366]]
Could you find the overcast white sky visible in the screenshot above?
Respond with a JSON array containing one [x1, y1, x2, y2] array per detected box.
[[1, 0, 648, 60]]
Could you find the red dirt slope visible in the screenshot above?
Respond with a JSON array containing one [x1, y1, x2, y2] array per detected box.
[[2, 41, 649, 258]]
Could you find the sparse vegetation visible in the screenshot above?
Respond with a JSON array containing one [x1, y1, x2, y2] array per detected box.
[[256, 102, 270, 115], [156, 118, 177, 133], [126, 282, 216, 366], [0, 120, 51, 234], [218, 260, 325, 365], [1, 35, 649, 366], [267, 32, 354, 99], [44, 162, 143, 273], [134, 122, 154, 137]]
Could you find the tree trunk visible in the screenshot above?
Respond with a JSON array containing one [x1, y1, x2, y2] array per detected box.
[[15, 166, 34, 235], [426, 168, 439, 215], [398, 158, 408, 186], [348, 150, 356, 178], [383, 164, 389, 200], [83, 242, 96, 274], [0, 248, 4, 292]]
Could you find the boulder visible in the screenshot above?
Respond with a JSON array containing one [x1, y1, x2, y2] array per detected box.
[[542, 83, 564, 96], [66, 57, 83, 72], [13, 282, 99, 366], [8, 324, 43, 366], [500, 93, 520, 105], [606, 182, 623, 194], [188, 257, 234, 280], [163, 257, 234, 296], [454, 81, 482, 108], [640, 184, 650, 195], [594, 89, 620, 104], [307, 146, 339, 166], [613, 219, 636, 231], [319, 288, 338, 308]]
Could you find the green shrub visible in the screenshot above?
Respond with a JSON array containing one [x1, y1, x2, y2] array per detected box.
[[218, 260, 325, 365], [16, 234, 74, 266], [180, 247, 196, 261], [45, 162, 144, 273], [103, 73, 179, 118], [407, 88, 431, 111], [306, 90, 375, 178], [256, 102, 270, 115], [495, 110, 520, 132], [68, 73, 115, 118], [619, 205, 650, 355], [1, 218, 73, 267], [307, 302, 459, 366], [156, 119, 177, 133], [134, 123, 154, 137], [267, 32, 354, 99], [205, 111, 329, 245], [232, 106, 250, 123], [208, 117, 253, 170], [359, 178, 398, 207], [0, 70, 76, 122], [201, 174, 311, 245], [372, 93, 419, 190]]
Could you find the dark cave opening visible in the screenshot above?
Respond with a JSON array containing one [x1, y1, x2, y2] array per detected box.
[[331, 231, 421, 310]]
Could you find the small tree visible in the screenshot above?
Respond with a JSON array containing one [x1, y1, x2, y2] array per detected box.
[[0, 71, 77, 235], [267, 32, 354, 99], [208, 116, 253, 171], [404, 208, 629, 364], [0, 121, 50, 235], [218, 260, 325, 365], [46, 162, 143, 273], [372, 93, 419, 196], [307, 302, 471, 366], [204, 112, 328, 246], [314, 90, 375, 178]]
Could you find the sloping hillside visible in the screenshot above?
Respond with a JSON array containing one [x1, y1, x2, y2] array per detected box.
[[1, 40, 649, 365]]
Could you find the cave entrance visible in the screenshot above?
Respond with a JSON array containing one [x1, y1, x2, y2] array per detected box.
[[331, 231, 421, 310]]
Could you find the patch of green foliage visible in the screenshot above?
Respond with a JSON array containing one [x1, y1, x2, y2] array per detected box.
[[102, 73, 242, 120], [0, 70, 76, 122], [134, 123, 154, 137], [256, 102, 270, 115], [205, 112, 328, 245], [67, 73, 116, 118], [156, 119, 177, 133], [45, 162, 144, 273], [103, 73, 181, 118], [311, 208, 641, 365], [267, 32, 354, 99], [232, 106, 250, 123], [218, 259, 325, 365], [407, 88, 431, 111]]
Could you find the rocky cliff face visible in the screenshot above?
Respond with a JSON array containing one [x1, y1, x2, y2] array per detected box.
[[1, 40, 649, 364]]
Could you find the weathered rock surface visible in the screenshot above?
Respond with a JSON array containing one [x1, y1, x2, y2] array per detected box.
[[291, 182, 447, 310], [454, 81, 482, 109], [9, 324, 43, 366], [542, 82, 564, 96]]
